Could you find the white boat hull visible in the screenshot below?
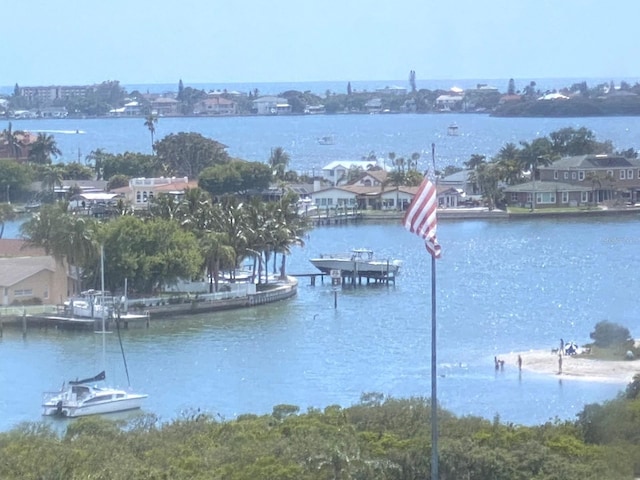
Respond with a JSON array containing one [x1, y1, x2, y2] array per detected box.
[[310, 258, 400, 275], [43, 385, 147, 418]]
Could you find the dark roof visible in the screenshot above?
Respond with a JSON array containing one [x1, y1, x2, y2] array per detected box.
[[544, 155, 640, 169], [504, 181, 591, 193]]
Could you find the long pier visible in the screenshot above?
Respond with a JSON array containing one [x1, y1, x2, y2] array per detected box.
[[291, 269, 396, 286]]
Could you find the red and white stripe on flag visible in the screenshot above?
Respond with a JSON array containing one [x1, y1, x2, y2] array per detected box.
[[403, 177, 441, 258]]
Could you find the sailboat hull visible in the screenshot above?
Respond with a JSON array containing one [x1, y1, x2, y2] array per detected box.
[[42, 385, 147, 417]]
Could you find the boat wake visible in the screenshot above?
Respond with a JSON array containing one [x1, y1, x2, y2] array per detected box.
[[33, 129, 86, 134]]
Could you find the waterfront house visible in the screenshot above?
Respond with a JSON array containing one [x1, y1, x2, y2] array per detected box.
[[349, 170, 388, 187], [503, 181, 591, 209], [439, 169, 481, 197], [364, 98, 383, 114], [195, 97, 237, 116], [435, 94, 463, 112], [0, 239, 74, 307], [111, 177, 198, 211], [252, 96, 291, 115], [150, 97, 180, 116], [538, 154, 640, 205], [308, 183, 457, 212], [321, 160, 384, 186]]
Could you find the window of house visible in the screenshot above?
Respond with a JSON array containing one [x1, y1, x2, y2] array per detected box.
[[620, 170, 626, 180], [136, 192, 141, 203], [562, 191, 569, 203], [536, 192, 556, 204], [627, 170, 633, 179], [579, 171, 585, 181], [563, 172, 569, 180], [581, 191, 589, 203], [511, 193, 518, 201], [526, 193, 532, 203], [607, 170, 613, 177], [554, 171, 558, 180], [571, 172, 577, 180], [143, 192, 148, 202], [14, 288, 33, 297]]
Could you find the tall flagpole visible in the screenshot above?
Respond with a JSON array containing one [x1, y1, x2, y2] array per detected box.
[[430, 142, 438, 479]]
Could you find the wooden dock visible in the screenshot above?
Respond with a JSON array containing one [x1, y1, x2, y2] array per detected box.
[[291, 270, 396, 286], [0, 312, 150, 333], [290, 273, 326, 286]]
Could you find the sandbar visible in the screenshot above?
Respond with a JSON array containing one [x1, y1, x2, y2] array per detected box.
[[499, 349, 640, 384]]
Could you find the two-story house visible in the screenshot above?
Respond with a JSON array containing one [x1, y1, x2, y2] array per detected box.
[[196, 97, 237, 116], [111, 177, 198, 211], [252, 96, 291, 115], [538, 155, 640, 204]]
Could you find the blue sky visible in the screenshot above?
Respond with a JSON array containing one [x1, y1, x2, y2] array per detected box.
[[3, 0, 639, 87]]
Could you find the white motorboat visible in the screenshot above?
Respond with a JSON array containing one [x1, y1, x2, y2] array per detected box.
[[447, 123, 459, 136], [310, 248, 401, 276], [42, 372, 148, 417]]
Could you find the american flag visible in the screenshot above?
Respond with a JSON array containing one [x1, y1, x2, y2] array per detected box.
[[403, 177, 441, 258]]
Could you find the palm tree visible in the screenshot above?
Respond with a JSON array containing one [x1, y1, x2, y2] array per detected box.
[[200, 231, 235, 293], [28, 133, 61, 165], [517, 139, 554, 211], [178, 187, 213, 232], [2, 122, 25, 160], [212, 199, 247, 282], [86, 148, 108, 180], [464, 154, 486, 171], [268, 146, 290, 179], [148, 192, 182, 220], [40, 165, 64, 199], [144, 114, 158, 153], [408, 152, 420, 172], [64, 215, 99, 293]]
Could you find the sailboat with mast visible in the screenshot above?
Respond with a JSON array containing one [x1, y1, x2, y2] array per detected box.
[[42, 246, 148, 417]]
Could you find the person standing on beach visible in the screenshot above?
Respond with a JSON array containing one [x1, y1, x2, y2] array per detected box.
[[517, 355, 522, 371], [558, 353, 563, 374], [560, 338, 564, 354]]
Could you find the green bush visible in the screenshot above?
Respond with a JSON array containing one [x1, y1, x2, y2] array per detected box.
[[589, 321, 632, 348]]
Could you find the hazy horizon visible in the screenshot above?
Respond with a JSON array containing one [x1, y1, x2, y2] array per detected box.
[[3, 76, 638, 98], [3, 1, 639, 87]]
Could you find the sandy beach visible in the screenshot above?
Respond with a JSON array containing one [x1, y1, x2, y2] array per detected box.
[[499, 349, 640, 384]]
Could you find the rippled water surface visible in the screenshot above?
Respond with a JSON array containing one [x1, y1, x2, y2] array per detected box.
[[2, 216, 638, 431]]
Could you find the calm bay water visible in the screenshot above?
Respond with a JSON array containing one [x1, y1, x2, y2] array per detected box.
[[8, 112, 640, 176], [1, 112, 640, 432]]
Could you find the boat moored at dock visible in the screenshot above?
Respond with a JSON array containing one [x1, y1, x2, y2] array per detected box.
[[310, 249, 401, 277]]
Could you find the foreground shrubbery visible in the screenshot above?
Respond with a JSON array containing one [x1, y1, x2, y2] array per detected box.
[[2, 390, 640, 480]]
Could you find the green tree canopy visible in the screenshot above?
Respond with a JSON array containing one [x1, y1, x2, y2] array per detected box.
[[101, 152, 158, 180], [98, 216, 202, 293], [0, 159, 32, 201], [199, 160, 272, 197], [154, 132, 230, 178]]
